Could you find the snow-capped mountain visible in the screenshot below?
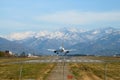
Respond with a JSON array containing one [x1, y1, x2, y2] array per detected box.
[[1, 27, 120, 56], [7, 27, 86, 41]]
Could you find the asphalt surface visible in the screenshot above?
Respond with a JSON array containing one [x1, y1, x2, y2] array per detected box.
[[20, 56, 103, 63], [2, 56, 120, 64], [45, 62, 76, 80]]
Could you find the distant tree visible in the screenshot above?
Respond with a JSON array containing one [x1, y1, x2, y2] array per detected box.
[[20, 52, 26, 57]]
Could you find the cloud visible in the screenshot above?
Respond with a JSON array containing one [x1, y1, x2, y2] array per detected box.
[[0, 20, 28, 28], [35, 11, 120, 25], [0, 20, 42, 29]]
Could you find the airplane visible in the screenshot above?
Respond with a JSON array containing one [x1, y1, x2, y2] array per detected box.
[[48, 42, 75, 55]]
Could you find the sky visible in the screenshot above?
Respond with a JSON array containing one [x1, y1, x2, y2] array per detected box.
[[0, 0, 120, 35]]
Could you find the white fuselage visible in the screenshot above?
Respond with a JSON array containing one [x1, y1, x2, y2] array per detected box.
[[59, 47, 65, 52]]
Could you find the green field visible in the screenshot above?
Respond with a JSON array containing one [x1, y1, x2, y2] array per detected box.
[[69, 57, 120, 80], [0, 56, 51, 64], [0, 63, 55, 80], [0, 57, 56, 80]]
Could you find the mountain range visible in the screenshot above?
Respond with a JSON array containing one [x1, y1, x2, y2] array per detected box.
[[0, 27, 120, 56]]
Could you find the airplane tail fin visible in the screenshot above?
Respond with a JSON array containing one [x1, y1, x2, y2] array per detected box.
[[59, 41, 64, 49], [62, 41, 64, 48]]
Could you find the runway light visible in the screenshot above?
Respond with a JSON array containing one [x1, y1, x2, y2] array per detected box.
[[67, 75, 73, 79]]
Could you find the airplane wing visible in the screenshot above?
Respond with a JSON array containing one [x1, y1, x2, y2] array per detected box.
[[65, 49, 76, 51], [48, 49, 59, 54], [47, 49, 55, 51], [64, 49, 76, 54]]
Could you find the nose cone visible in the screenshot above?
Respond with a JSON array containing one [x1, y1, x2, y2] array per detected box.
[[59, 46, 65, 52]]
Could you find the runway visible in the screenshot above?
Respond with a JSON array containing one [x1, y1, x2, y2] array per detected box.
[[2, 56, 120, 64], [24, 59, 103, 63], [2, 56, 104, 64]]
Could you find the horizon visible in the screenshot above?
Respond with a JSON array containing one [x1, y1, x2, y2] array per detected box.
[[0, 0, 120, 35]]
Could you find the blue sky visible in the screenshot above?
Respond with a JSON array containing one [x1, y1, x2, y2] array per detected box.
[[0, 0, 120, 35]]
